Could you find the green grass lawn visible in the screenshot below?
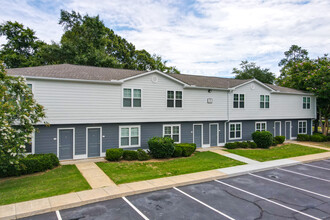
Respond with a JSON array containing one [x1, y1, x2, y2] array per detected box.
[[97, 151, 244, 184], [225, 144, 327, 162], [0, 165, 91, 205]]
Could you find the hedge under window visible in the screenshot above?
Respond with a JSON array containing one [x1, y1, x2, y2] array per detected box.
[[260, 95, 269, 108], [123, 88, 141, 107], [233, 94, 244, 108], [303, 97, 310, 109]]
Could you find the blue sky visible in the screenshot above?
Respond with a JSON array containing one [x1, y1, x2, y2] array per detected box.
[[0, 0, 329, 77]]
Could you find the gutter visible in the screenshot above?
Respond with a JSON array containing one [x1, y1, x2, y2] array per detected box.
[[183, 85, 229, 91], [15, 76, 124, 85]]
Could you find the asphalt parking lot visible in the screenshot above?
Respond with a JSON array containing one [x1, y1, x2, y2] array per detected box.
[[21, 159, 330, 220]]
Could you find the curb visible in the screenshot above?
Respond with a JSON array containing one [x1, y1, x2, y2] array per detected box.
[[1, 154, 329, 220]]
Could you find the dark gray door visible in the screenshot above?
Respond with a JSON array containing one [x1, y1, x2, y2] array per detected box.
[[210, 124, 218, 147], [274, 122, 281, 137], [285, 122, 291, 140], [59, 129, 73, 160], [194, 125, 202, 148], [88, 128, 101, 157]]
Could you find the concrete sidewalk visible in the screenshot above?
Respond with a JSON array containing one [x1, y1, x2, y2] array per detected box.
[[1, 150, 329, 220]]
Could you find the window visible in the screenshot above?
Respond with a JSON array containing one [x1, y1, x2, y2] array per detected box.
[[167, 91, 182, 108], [24, 132, 34, 154], [255, 122, 267, 131], [260, 95, 269, 108], [303, 97, 310, 109], [229, 123, 242, 140], [298, 121, 307, 134], [123, 88, 141, 107], [233, 94, 244, 108], [163, 124, 181, 143], [27, 84, 32, 90], [120, 126, 140, 147]]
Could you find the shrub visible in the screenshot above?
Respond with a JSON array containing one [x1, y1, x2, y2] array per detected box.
[[252, 131, 273, 148], [137, 149, 150, 161], [328, 136, 330, 141], [297, 134, 310, 141], [248, 141, 258, 148], [106, 148, 123, 161], [272, 138, 278, 146], [274, 136, 285, 144], [123, 150, 139, 161], [172, 146, 183, 157], [148, 137, 175, 158], [0, 153, 59, 177], [175, 143, 196, 157], [224, 142, 238, 149], [310, 134, 325, 142], [237, 142, 249, 148]]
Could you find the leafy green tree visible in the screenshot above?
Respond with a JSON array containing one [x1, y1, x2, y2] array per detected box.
[[0, 21, 45, 68], [232, 60, 276, 84], [0, 62, 45, 174], [278, 55, 330, 135]]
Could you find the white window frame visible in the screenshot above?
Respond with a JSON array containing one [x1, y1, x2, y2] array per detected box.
[[229, 122, 242, 140], [26, 82, 35, 94], [260, 95, 270, 109], [119, 125, 141, 148], [122, 88, 142, 108], [233, 93, 244, 109], [303, 96, 310, 109], [298, 120, 307, 134], [166, 90, 183, 108], [163, 124, 181, 143], [255, 122, 267, 132], [86, 127, 102, 157]]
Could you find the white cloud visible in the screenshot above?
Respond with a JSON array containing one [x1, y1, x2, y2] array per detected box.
[[0, 0, 329, 77]]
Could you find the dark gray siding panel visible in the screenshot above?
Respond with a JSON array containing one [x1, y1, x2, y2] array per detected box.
[[203, 122, 209, 145], [35, 126, 57, 154], [219, 122, 225, 143], [75, 125, 86, 155], [181, 122, 193, 143]]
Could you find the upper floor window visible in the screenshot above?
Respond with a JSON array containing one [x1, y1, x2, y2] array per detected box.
[[229, 122, 242, 140], [167, 91, 182, 108], [233, 94, 244, 108], [260, 95, 269, 108], [163, 124, 181, 143], [298, 121, 307, 134], [303, 97, 310, 109], [255, 122, 267, 131], [27, 84, 32, 90], [123, 88, 141, 107], [120, 125, 140, 147]]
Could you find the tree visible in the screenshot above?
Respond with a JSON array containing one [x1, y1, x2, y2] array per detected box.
[[0, 62, 45, 174], [232, 60, 276, 84], [278, 55, 330, 135], [0, 21, 45, 68]]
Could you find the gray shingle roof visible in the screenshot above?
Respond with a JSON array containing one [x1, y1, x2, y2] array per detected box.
[[6, 64, 146, 81], [6, 64, 310, 94]]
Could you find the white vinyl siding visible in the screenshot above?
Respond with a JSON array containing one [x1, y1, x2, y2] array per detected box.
[[255, 122, 267, 131], [233, 94, 244, 108], [167, 91, 182, 108], [260, 95, 269, 108], [119, 125, 141, 148], [123, 88, 141, 107], [163, 124, 181, 143], [229, 122, 242, 140], [298, 121, 307, 134], [303, 97, 310, 109]]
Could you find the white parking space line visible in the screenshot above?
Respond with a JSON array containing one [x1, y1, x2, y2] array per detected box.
[[302, 163, 330, 171], [173, 187, 235, 220], [249, 173, 330, 199], [55, 210, 62, 220], [214, 180, 321, 220], [278, 168, 330, 183], [122, 197, 149, 220]]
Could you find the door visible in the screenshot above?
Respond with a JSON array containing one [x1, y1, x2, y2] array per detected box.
[[274, 121, 281, 137], [285, 121, 291, 140], [193, 124, 203, 148], [210, 124, 218, 147], [87, 128, 101, 157], [59, 129, 74, 160]]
